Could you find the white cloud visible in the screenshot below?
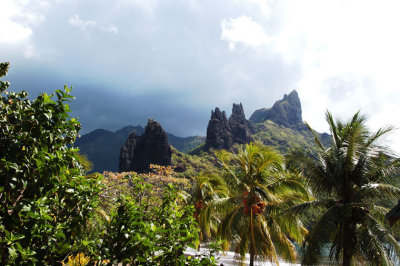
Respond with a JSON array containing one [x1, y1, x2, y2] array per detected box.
[[68, 14, 118, 34], [221, 16, 270, 50], [0, 0, 35, 43], [0, 0, 49, 60], [68, 14, 96, 31], [266, 0, 400, 151], [218, 0, 400, 151], [105, 26, 118, 34]]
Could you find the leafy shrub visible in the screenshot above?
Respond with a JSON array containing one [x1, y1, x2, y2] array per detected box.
[[0, 62, 218, 265], [0, 62, 103, 264], [83, 170, 208, 265]]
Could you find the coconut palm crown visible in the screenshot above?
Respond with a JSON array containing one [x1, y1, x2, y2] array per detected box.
[[209, 142, 310, 265], [289, 111, 400, 266], [192, 173, 229, 242]]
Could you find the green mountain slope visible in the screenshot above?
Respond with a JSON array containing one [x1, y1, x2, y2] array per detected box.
[[253, 120, 330, 154]]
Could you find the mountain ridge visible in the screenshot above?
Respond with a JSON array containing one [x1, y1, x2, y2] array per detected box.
[[75, 90, 329, 174]]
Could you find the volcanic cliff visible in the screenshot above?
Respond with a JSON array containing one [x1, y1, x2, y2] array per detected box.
[[205, 103, 254, 151], [249, 90, 306, 130], [119, 119, 171, 173]]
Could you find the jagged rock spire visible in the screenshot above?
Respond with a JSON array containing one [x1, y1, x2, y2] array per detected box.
[[204, 108, 233, 151], [229, 103, 254, 145], [119, 119, 171, 173], [205, 103, 254, 151]]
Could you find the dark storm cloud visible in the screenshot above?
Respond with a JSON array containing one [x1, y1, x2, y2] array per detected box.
[[2, 0, 302, 137], [6, 64, 210, 136], [70, 84, 211, 136]]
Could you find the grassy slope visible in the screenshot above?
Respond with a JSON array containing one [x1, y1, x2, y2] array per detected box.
[[252, 120, 329, 155]]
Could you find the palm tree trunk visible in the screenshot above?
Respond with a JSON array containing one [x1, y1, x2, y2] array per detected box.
[[343, 222, 355, 266], [343, 237, 354, 266], [343, 250, 352, 266], [343, 254, 351, 266], [249, 249, 255, 266], [249, 208, 255, 266]]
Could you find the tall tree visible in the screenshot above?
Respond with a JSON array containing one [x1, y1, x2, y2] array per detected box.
[[289, 111, 400, 266], [209, 143, 309, 265]]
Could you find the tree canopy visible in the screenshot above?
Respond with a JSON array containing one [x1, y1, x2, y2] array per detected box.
[[289, 111, 400, 266], [0, 62, 103, 264], [206, 143, 310, 265]]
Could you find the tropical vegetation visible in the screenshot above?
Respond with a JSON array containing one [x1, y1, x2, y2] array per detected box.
[[191, 173, 228, 243], [2, 61, 400, 265], [203, 143, 310, 265], [0, 63, 217, 265], [288, 111, 400, 265], [0, 62, 103, 264]]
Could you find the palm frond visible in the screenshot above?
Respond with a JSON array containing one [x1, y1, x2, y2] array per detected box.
[[369, 205, 391, 224], [273, 213, 308, 244], [268, 176, 312, 202], [301, 206, 340, 265], [366, 125, 394, 148], [267, 217, 298, 262], [354, 183, 400, 202], [305, 121, 325, 151], [282, 199, 335, 216], [356, 213, 400, 265], [215, 149, 242, 188], [254, 215, 279, 264], [326, 110, 341, 150]]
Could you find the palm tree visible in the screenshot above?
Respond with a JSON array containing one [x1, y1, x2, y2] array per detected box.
[[208, 142, 310, 265], [289, 111, 400, 266], [191, 173, 228, 247]]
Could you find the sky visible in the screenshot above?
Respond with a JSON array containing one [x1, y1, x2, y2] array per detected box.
[[1, 0, 400, 151]]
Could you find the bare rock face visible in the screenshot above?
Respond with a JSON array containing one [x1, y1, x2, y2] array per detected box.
[[204, 108, 233, 151], [250, 90, 305, 130], [205, 103, 254, 151], [119, 131, 140, 172], [119, 119, 171, 173], [229, 103, 254, 145]]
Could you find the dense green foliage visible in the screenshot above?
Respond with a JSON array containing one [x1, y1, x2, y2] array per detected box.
[[171, 147, 219, 179], [205, 143, 310, 265], [0, 62, 103, 264], [95, 177, 198, 264], [80, 169, 219, 265], [289, 111, 400, 265], [0, 63, 214, 265]]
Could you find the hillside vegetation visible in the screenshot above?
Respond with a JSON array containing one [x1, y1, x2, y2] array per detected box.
[[4, 62, 400, 265], [253, 120, 330, 154]]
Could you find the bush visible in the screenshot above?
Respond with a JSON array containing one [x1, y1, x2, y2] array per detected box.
[[0, 63, 217, 265], [99, 183, 199, 264], [0, 62, 103, 264], [83, 170, 207, 265]]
